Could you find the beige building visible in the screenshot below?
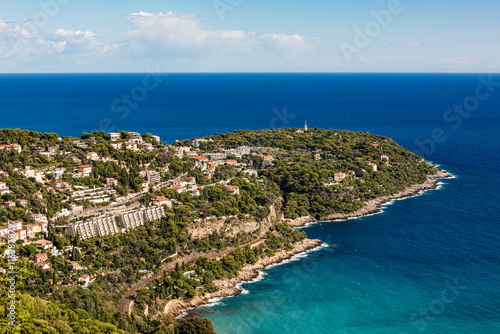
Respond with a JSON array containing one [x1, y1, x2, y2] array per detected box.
[[77, 165, 93, 177], [227, 185, 240, 196], [334, 172, 346, 182]]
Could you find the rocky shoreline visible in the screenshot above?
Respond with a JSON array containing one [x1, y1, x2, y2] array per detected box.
[[164, 169, 451, 318], [164, 238, 323, 317], [287, 169, 452, 227]]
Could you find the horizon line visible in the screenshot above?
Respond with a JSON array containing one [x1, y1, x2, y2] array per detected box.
[[0, 72, 499, 75]]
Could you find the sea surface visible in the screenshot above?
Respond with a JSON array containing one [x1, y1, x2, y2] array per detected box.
[[1, 73, 499, 333]]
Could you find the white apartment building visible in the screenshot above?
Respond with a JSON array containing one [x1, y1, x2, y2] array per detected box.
[[67, 206, 166, 240], [72, 140, 88, 148], [116, 210, 145, 230], [93, 216, 122, 237], [67, 220, 97, 240], [108, 132, 122, 141], [142, 205, 165, 222], [0, 182, 10, 195]]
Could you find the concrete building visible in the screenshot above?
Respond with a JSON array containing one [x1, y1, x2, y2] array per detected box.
[[92, 216, 121, 237], [130, 132, 143, 142], [125, 142, 138, 151], [108, 132, 122, 141], [242, 169, 258, 177], [116, 210, 145, 230], [67, 215, 121, 239], [67, 220, 97, 240], [72, 140, 88, 148], [78, 274, 90, 287], [34, 253, 48, 263], [19, 166, 45, 183], [34, 240, 53, 249], [153, 196, 172, 208], [334, 172, 346, 182], [0, 226, 9, 239], [86, 152, 99, 161], [106, 178, 118, 186], [68, 206, 166, 240], [77, 165, 93, 177], [0, 182, 11, 195], [36, 221, 48, 233], [71, 186, 116, 203], [142, 142, 154, 151], [142, 205, 165, 222], [32, 214, 48, 223], [227, 185, 240, 196], [24, 224, 37, 238], [147, 170, 161, 184]]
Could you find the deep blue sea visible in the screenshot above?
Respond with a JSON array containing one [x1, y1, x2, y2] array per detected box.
[[1, 73, 499, 333]]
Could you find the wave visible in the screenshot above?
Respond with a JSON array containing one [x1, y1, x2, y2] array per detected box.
[[321, 178, 451, 225], [175, 307, 194, 319], [428, 161, 457, 179]]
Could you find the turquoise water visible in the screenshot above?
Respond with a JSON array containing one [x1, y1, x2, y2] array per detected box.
[[194, 170, 500, 333], [0, 73, 499, 333]]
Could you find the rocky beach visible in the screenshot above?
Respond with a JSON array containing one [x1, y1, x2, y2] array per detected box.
[[287, 169, 452, 227], [164, 238, 323, 317]]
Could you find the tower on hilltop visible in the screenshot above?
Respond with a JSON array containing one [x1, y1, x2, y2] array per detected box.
[[304, 121, 308, 132]]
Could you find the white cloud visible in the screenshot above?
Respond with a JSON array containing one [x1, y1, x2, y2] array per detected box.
[[0, 20, 120, 71], [125, 11, 310, 57], [0, 20, 66, 60], [48, 29, 115, 54], [0, 12, 313, 72]]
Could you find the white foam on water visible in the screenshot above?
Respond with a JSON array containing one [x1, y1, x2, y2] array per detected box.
[[175, 307, 194, 319]]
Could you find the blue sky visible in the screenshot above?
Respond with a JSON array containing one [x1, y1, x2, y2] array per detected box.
[[0, 0, 499, 72]]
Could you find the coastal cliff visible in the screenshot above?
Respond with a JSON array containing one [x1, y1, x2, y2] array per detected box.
[[188, 204, 279, 239], [164, 238, 323, 317], [162, 169, 452, 318]]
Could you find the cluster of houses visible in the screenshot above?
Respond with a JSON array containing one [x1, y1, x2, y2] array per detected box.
[[328, 156, 384, 186], [1, 134, 277, 229], [160, 144, 279, 195], [107, 132, 160, 152], [174, 145, 278, 161], [0, 220, 48, 242], [168, 177, 200, 196], [0, 143, 22, 152], [2, 131, 161, 163], [28, 246, 90, 289]]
